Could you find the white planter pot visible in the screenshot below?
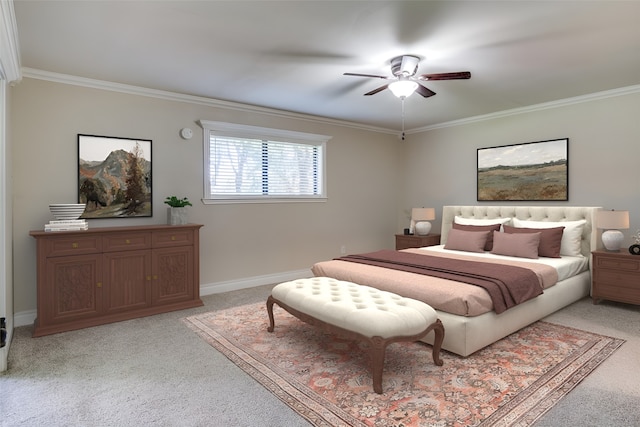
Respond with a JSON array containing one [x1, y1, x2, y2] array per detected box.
[[168, 207, 187, 225]]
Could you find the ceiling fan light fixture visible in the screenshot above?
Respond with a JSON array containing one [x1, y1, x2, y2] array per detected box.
[[388, 80, 418, 99]]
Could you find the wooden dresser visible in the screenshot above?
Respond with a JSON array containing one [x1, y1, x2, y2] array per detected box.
[[591, 249, 640, 305], [30, 224, 203, 337]]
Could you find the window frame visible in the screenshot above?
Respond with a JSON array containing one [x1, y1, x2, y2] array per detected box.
[[198, 120, 330, 204]]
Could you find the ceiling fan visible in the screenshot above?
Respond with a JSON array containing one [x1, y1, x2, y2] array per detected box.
[[344, 55, 471, 99]]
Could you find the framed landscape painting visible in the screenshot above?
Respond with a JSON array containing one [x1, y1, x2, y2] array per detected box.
[[78, 134, 152, 218], [477, 138, 568, 201]]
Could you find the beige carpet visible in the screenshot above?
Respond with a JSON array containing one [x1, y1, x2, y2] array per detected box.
[[183, 302, 624, 427]]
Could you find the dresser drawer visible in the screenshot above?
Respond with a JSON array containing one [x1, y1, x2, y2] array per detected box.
[[102, 232, 151, 252], [44, 235, 102, 257], [596, 256, 640, 272], [152, 229, 194, 247]]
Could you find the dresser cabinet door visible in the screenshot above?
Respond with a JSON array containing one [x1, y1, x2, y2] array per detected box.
[[103, 249, 152, 314], [152, 245, 194, 306], [42, 254, 103, 325]]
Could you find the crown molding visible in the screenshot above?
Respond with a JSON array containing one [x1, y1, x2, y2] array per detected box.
[[20, 68, 640, 136], [409, 84, 640, 134], [21, 68, 395, 135]]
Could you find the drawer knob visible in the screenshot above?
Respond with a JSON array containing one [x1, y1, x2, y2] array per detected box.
[[125, 239, 131, 244], [97, 282, 103, 288], [146, 275, 152, 281], [72, 243, 78, 249], [171, 236, 176, 241]]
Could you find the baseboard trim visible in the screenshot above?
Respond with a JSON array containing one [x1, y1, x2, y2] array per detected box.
[[14, 309, 36, 328], [200, 269, 312, 295], [13, 269, 313, 328]]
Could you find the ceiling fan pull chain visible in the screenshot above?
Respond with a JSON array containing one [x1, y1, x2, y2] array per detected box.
[[401, 98, 406, 140]]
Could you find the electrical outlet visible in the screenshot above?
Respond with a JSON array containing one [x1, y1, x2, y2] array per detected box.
[[340, 245, 347, 254]]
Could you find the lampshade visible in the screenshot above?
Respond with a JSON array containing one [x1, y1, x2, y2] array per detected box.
[[597, 210, 630, 251], [596, 210, 629, 230], [389, 80, 418, 98], [411, 208, 436, 221]]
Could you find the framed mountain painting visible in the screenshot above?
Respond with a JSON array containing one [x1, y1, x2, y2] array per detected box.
[[78, 134, 152, 218]]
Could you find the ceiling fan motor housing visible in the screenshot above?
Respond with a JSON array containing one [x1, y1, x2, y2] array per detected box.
[[391, 55, 420, 77]]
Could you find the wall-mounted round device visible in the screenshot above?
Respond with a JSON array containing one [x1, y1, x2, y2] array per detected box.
[[180, 127, 193, 140]]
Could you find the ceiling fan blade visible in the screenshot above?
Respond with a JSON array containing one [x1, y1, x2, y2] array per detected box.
[[415, 84, 436, 98], [419, 71, 471, 81], [364, 84, 389, 96], [344, 72, 390, 80]]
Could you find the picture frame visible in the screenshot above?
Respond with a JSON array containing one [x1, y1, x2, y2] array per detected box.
[[78, 134, 152, 218], [477, 138, 568, 201]]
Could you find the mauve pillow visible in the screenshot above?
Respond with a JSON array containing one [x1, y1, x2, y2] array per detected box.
[[452, 222, 502, 251], [504, 225, 565, 258], [491, 231, 541, 259], [444, 229, 490, 253]]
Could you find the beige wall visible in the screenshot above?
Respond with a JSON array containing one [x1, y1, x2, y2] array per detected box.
[[401, 91, 640, 245], [10, 78, 401, 316], [10, 77, 640, 320]]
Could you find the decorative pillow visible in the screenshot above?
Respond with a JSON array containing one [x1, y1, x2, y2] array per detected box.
[[444, 229, 490, 253], [452, 222, 502, 251], [491, 231, 541, 259], [512, 219, 586, 256], [454, 216, 511, 227], [503, 225, 565, 258]]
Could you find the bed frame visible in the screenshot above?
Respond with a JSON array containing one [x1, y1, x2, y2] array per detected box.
[[422, 205, 601, 356]]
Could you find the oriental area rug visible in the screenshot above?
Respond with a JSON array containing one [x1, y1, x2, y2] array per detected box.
[[183, 303, 623, 427]]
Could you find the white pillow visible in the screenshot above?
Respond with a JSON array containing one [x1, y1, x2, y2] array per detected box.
[[512, 218, 586, 256], [454, 216, 511, 227]]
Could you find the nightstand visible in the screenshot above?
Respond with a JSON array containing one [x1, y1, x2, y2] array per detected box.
[[591, 250, 640, 305], [395, 234, 441, 250]]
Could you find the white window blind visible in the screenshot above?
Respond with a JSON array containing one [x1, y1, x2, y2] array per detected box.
[[199, 120, 330, 203]]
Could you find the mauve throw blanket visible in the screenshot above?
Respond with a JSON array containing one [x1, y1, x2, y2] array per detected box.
[[337, 250, 543, 314]]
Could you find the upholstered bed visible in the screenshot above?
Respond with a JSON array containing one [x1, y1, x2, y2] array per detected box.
[[312, 206, 601, 357]]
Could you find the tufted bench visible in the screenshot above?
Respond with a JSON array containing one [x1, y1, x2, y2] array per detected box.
[[266, 277, 444, 394]]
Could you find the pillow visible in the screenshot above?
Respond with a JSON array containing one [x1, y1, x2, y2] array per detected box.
[[452, 222, 502, 251], [512, 219, 586, 256], [454, 216, 511, 227], [444, 229, 490, 253], [490, 231, 541, 259], [503, 225, 564, 258]]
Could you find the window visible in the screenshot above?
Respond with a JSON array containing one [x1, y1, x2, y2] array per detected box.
[[199, 120, 330, 203]]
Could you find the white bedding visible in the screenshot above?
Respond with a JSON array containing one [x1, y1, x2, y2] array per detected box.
[[419, 245, 589, 284]]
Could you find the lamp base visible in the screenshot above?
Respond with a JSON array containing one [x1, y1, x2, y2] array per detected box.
[[602, 229, 624, 251], [415, 221, 432, 236]]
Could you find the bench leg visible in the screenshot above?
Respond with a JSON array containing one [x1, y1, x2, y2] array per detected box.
[[266, 296, 276, 332], [431, 319, 445, 366], [370, 337, 386, 394]]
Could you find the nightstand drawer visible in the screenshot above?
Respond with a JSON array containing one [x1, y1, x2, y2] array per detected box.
[[596, 257, 640, 272], [593, 285, 640, 305], [395, 234, 440, 250], [594, 270, 639, 286]]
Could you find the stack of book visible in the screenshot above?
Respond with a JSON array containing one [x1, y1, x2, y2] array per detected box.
[[44, 219, 89, 232]]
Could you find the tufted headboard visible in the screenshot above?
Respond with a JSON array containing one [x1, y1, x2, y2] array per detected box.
[[441, 206, 602, 258]]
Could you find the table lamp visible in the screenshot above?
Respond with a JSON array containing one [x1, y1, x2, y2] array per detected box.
[[597, 209, 629, 251], [411, 208, 436, 236]]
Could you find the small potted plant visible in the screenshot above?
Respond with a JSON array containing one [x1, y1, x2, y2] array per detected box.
[[164, 196, 192, 225]]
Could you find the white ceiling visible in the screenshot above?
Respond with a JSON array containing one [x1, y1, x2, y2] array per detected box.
[[13, 1, 640, 132]]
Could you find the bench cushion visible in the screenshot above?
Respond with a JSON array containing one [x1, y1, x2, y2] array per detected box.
[[271, 277, 438, 339]]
